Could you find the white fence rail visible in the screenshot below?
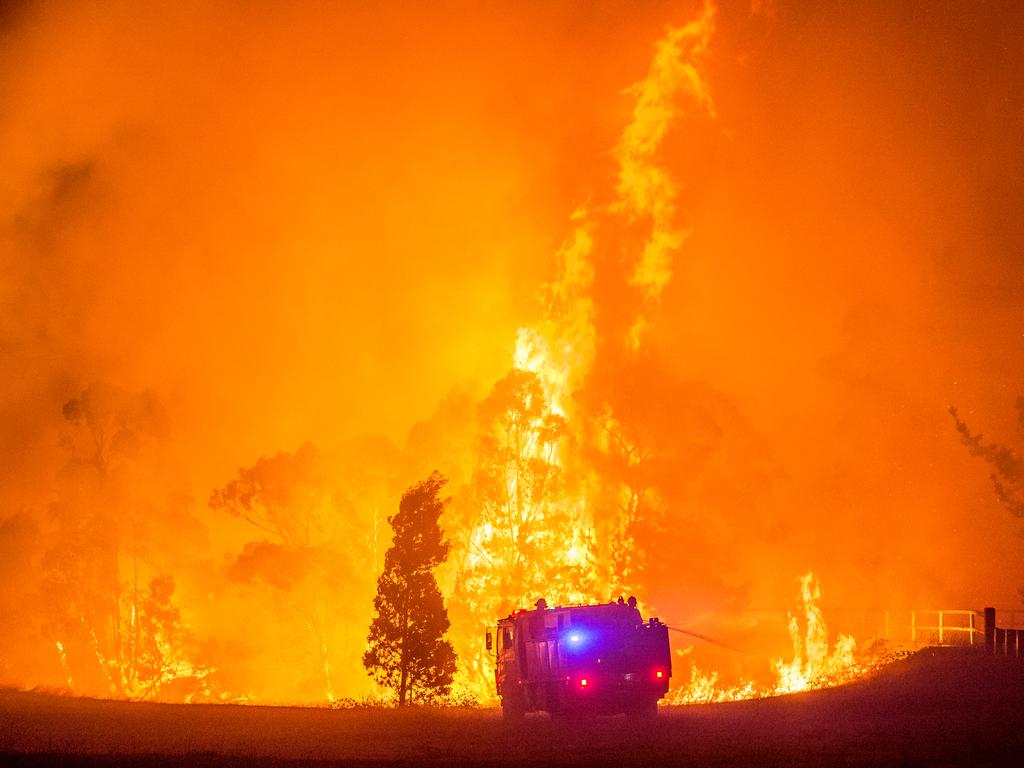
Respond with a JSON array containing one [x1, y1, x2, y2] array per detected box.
[[843, 608, 1023, 657]]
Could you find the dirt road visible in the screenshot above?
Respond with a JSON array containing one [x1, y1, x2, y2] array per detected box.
[[2, 649, 1023, 767]]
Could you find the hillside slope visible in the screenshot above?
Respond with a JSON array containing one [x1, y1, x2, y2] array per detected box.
[[2, 648, 1023, 767]]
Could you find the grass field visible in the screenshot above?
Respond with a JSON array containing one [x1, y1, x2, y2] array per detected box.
[[2, 648, 1023, 767]]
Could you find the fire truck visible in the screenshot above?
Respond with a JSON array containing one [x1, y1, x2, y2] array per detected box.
[[487, 599, 671, 720]]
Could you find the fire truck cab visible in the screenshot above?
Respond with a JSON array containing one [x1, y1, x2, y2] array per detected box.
[[488, 600, 671, 720]]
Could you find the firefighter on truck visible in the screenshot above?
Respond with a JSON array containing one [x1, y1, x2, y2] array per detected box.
[[486, 596, 672, 720]]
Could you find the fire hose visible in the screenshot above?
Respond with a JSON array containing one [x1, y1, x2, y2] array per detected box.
[[663, 624, 751, 655]]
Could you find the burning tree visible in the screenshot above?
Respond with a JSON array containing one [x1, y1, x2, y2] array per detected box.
[[446, 368, 596, 696], [210, 442, 379, 701], [364, 471, 456, 705], [462, 369, 574, 602], [40, 382, 212, 699], [130, 575, 212, 700]]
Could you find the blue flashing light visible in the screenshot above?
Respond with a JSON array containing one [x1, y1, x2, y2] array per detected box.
[[562, 628, 595, 653]]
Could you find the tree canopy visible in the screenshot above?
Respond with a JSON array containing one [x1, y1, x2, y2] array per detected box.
[[363, 471, 456, 705]]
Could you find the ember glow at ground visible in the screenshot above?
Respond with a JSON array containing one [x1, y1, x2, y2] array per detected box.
[[1, 0, 1023, 706]]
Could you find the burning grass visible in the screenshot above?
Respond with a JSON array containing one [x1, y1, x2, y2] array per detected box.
[[666, 572, 907, 705]]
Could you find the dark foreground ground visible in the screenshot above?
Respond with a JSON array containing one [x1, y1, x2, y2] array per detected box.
[[2, 649, 1023, 768]]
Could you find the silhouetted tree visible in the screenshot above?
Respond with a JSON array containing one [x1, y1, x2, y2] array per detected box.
[[209, 442, 334, 547], [363, 471, 456, 705], [950, 400, 1024, 603], [950, 400, 1024, 518]]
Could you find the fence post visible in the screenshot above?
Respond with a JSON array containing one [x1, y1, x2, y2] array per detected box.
[[985, 607, 996, 654], [938, 610, 944, 645], [970, 612, 976, 646], [1009, 629, 1018, 659], [911, 611, 917, 645]]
